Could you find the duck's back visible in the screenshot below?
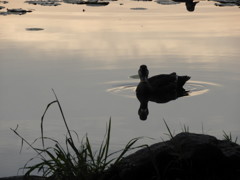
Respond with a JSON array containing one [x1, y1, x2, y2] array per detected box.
[[148, 73, 177, 87]]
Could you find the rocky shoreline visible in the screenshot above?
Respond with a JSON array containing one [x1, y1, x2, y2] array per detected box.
[[1, 132, 239, 180]]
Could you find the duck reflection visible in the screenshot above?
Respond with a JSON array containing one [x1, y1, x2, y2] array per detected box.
[[173, 0, 199, 11], [136, 65, 190, 120]]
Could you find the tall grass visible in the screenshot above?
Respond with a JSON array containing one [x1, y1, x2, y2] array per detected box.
[[11, 89, 144, 179]]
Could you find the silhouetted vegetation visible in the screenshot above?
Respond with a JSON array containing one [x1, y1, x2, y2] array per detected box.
[[11, 90, 145, 179]]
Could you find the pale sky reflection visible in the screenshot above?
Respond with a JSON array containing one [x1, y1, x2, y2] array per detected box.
[[0, 1, 239, 64]]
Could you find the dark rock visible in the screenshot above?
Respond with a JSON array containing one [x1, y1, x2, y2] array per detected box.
[[130, 7, 147, 10], [63, 0, 109, 6], [213, 0, 240, 7], [0, 8, 33, 16], [25, 28, 44, 31], [7, 8, 32, 13], [25, 0, 61, 6], [104, 132, 240, 180]]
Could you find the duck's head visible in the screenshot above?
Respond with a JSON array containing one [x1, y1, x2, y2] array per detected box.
[[138, 65, 149, 82]]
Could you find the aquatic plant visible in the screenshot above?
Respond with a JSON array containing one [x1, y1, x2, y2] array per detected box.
[[11, 89, 144, 179]]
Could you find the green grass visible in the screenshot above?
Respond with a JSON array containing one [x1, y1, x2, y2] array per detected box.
[[11, 89, 144, 179]]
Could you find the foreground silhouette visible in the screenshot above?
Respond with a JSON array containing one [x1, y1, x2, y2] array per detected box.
[[136, 65, 190, 120]]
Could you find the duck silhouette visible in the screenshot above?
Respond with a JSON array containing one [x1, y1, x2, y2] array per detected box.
[[136, 65, 190, 120]]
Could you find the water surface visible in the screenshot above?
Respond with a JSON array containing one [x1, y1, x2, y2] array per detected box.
[[0, 0, 240, 177]]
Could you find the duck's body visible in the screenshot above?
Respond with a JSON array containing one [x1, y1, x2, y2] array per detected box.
[[136, 65, 190, 97]]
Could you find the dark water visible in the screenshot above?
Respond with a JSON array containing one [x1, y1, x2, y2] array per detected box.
[[0, 0, 239, 177]]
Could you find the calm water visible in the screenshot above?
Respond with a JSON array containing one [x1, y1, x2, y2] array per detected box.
[[0, 0, 240, 177]]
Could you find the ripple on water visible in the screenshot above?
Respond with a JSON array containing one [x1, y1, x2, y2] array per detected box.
[[186, 81, 221, 96], [106, 79, 221, 98], [106, 81, 137, 98]]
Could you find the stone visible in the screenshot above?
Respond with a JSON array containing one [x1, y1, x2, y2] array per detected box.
[[103, 132, 240, 180]]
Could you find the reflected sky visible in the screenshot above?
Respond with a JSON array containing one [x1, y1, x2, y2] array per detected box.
[[0, 1, 239, 63], [0, 0, 240, 177]]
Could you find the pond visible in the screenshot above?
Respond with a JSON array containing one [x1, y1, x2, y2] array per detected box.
[[0, 0, 239, 177]]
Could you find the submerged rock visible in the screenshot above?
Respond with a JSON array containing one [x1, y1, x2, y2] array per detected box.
[[7, 8, 32, 13], [212, 0, 240, 7], [130, 7, 148, 10], [25, 27, 44, 31], [104, 132, 240, 180], [25, 0, 61, 6], [85, 2, 110, 6], [155, 0, 179, 5], [0, 8, 33, 15], [63, 0, 109, 6]]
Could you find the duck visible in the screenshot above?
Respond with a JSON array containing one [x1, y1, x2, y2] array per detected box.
[[136, 65, 190, 97]]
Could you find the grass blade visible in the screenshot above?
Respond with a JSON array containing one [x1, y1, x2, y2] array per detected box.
[[41, 100, 57, 148], [163, 118, 174, 139]]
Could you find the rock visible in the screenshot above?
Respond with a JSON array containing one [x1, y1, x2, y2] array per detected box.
[[85, 2, 109, 6], [25, 28, 44, 31], [104, 132, 240, 180], [130, 7, 148, 10], [7, 8, 32, 13], [0, 8, 33, 16], [213, 0, 240, 7], [63, 0, 110, 6], [156, 0, 180, 5], [25, 0, 61, 6]]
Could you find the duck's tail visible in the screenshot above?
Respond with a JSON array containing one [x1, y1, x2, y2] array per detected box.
[[177, 75, 191, 88]]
